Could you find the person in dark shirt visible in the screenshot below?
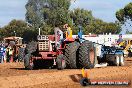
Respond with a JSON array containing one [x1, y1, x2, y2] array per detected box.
[[117, 34, 123, 45]]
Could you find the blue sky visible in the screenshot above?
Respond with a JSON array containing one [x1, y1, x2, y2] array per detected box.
[[0, 0, 27, 27], [0, 0, 131, 27]]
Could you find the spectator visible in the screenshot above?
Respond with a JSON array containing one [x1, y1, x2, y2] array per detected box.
[[0, 46, 3, 63], [117, 34, 123, 45], [6, 47, 10, 62], [12, 45, 18, 62], [0, 45, 6, 63], [8, 45, 13, 62]]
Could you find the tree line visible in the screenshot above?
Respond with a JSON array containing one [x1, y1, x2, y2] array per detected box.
[[0, 0, 131, 43]]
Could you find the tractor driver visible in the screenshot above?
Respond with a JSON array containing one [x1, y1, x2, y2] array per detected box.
[[63, 24, 72, 39]]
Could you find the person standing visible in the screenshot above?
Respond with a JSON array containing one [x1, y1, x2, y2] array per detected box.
[[8, 45, 13, 62], [0, 46, 3, 63], [0, 45, 6, 63], [2, 46, 6, 63], [3, 47, 7, 63], [117, 34, 123, 45], [6, 47, 9, 62]]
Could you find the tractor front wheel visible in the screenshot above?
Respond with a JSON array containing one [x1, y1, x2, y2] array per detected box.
[[56, 54, 66, 70], [24, 54, 34, 70]]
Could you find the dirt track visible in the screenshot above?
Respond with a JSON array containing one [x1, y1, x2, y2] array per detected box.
[[0, 58, 132, 88]]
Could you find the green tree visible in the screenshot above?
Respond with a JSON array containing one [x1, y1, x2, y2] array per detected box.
[[116, 2, 132, 23], [70, 8, 93, 26], [70, 8, 94, 34], [1, 20, 29, 37], [0, 19, 36, 43], [25, 0, 71, 32], [85, 19, 121, 34], [70, 9, 121, 34], [116, 2, 132, 33], [25, 0, 121, 35]]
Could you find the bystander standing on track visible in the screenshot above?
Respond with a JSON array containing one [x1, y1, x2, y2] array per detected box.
[[0, 45, 6, 63], [8, 45, 13, 62]]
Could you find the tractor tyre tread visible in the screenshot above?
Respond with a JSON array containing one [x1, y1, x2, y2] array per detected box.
[[78, 40, 96, 69], [64, 42, 80, 69], [56, 54, 66, 70], [24, 54, 34, 70]]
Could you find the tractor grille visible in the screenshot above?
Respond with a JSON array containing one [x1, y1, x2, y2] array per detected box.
[[39, 41, 49, 51], [38, 35, 49, 51]]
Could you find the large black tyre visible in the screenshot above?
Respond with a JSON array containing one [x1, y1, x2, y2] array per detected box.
[[24, 54, 34, 70], [97, 56, 103, 64], [24, 41, 38, 70], [105, 54, 116, 66], [78, 41, 96, 69], [18, 48, 25, 62], [56, 54, 66, 70], [64, 42, 80, 69]]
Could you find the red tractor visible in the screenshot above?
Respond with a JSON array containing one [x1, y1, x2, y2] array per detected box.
[[24, 28, 96, 70]]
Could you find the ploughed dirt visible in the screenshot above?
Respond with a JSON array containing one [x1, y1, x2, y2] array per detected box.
[[0, 58, 132, 88]]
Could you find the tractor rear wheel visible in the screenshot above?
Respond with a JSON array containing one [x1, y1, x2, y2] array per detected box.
[[78, 41, 96, 69], [106, 55, 116, 66], [18, 48, 25, 62], [56, 54, 66, 70], [24, 54, 34, 70], [64, 42, 80, 69]]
